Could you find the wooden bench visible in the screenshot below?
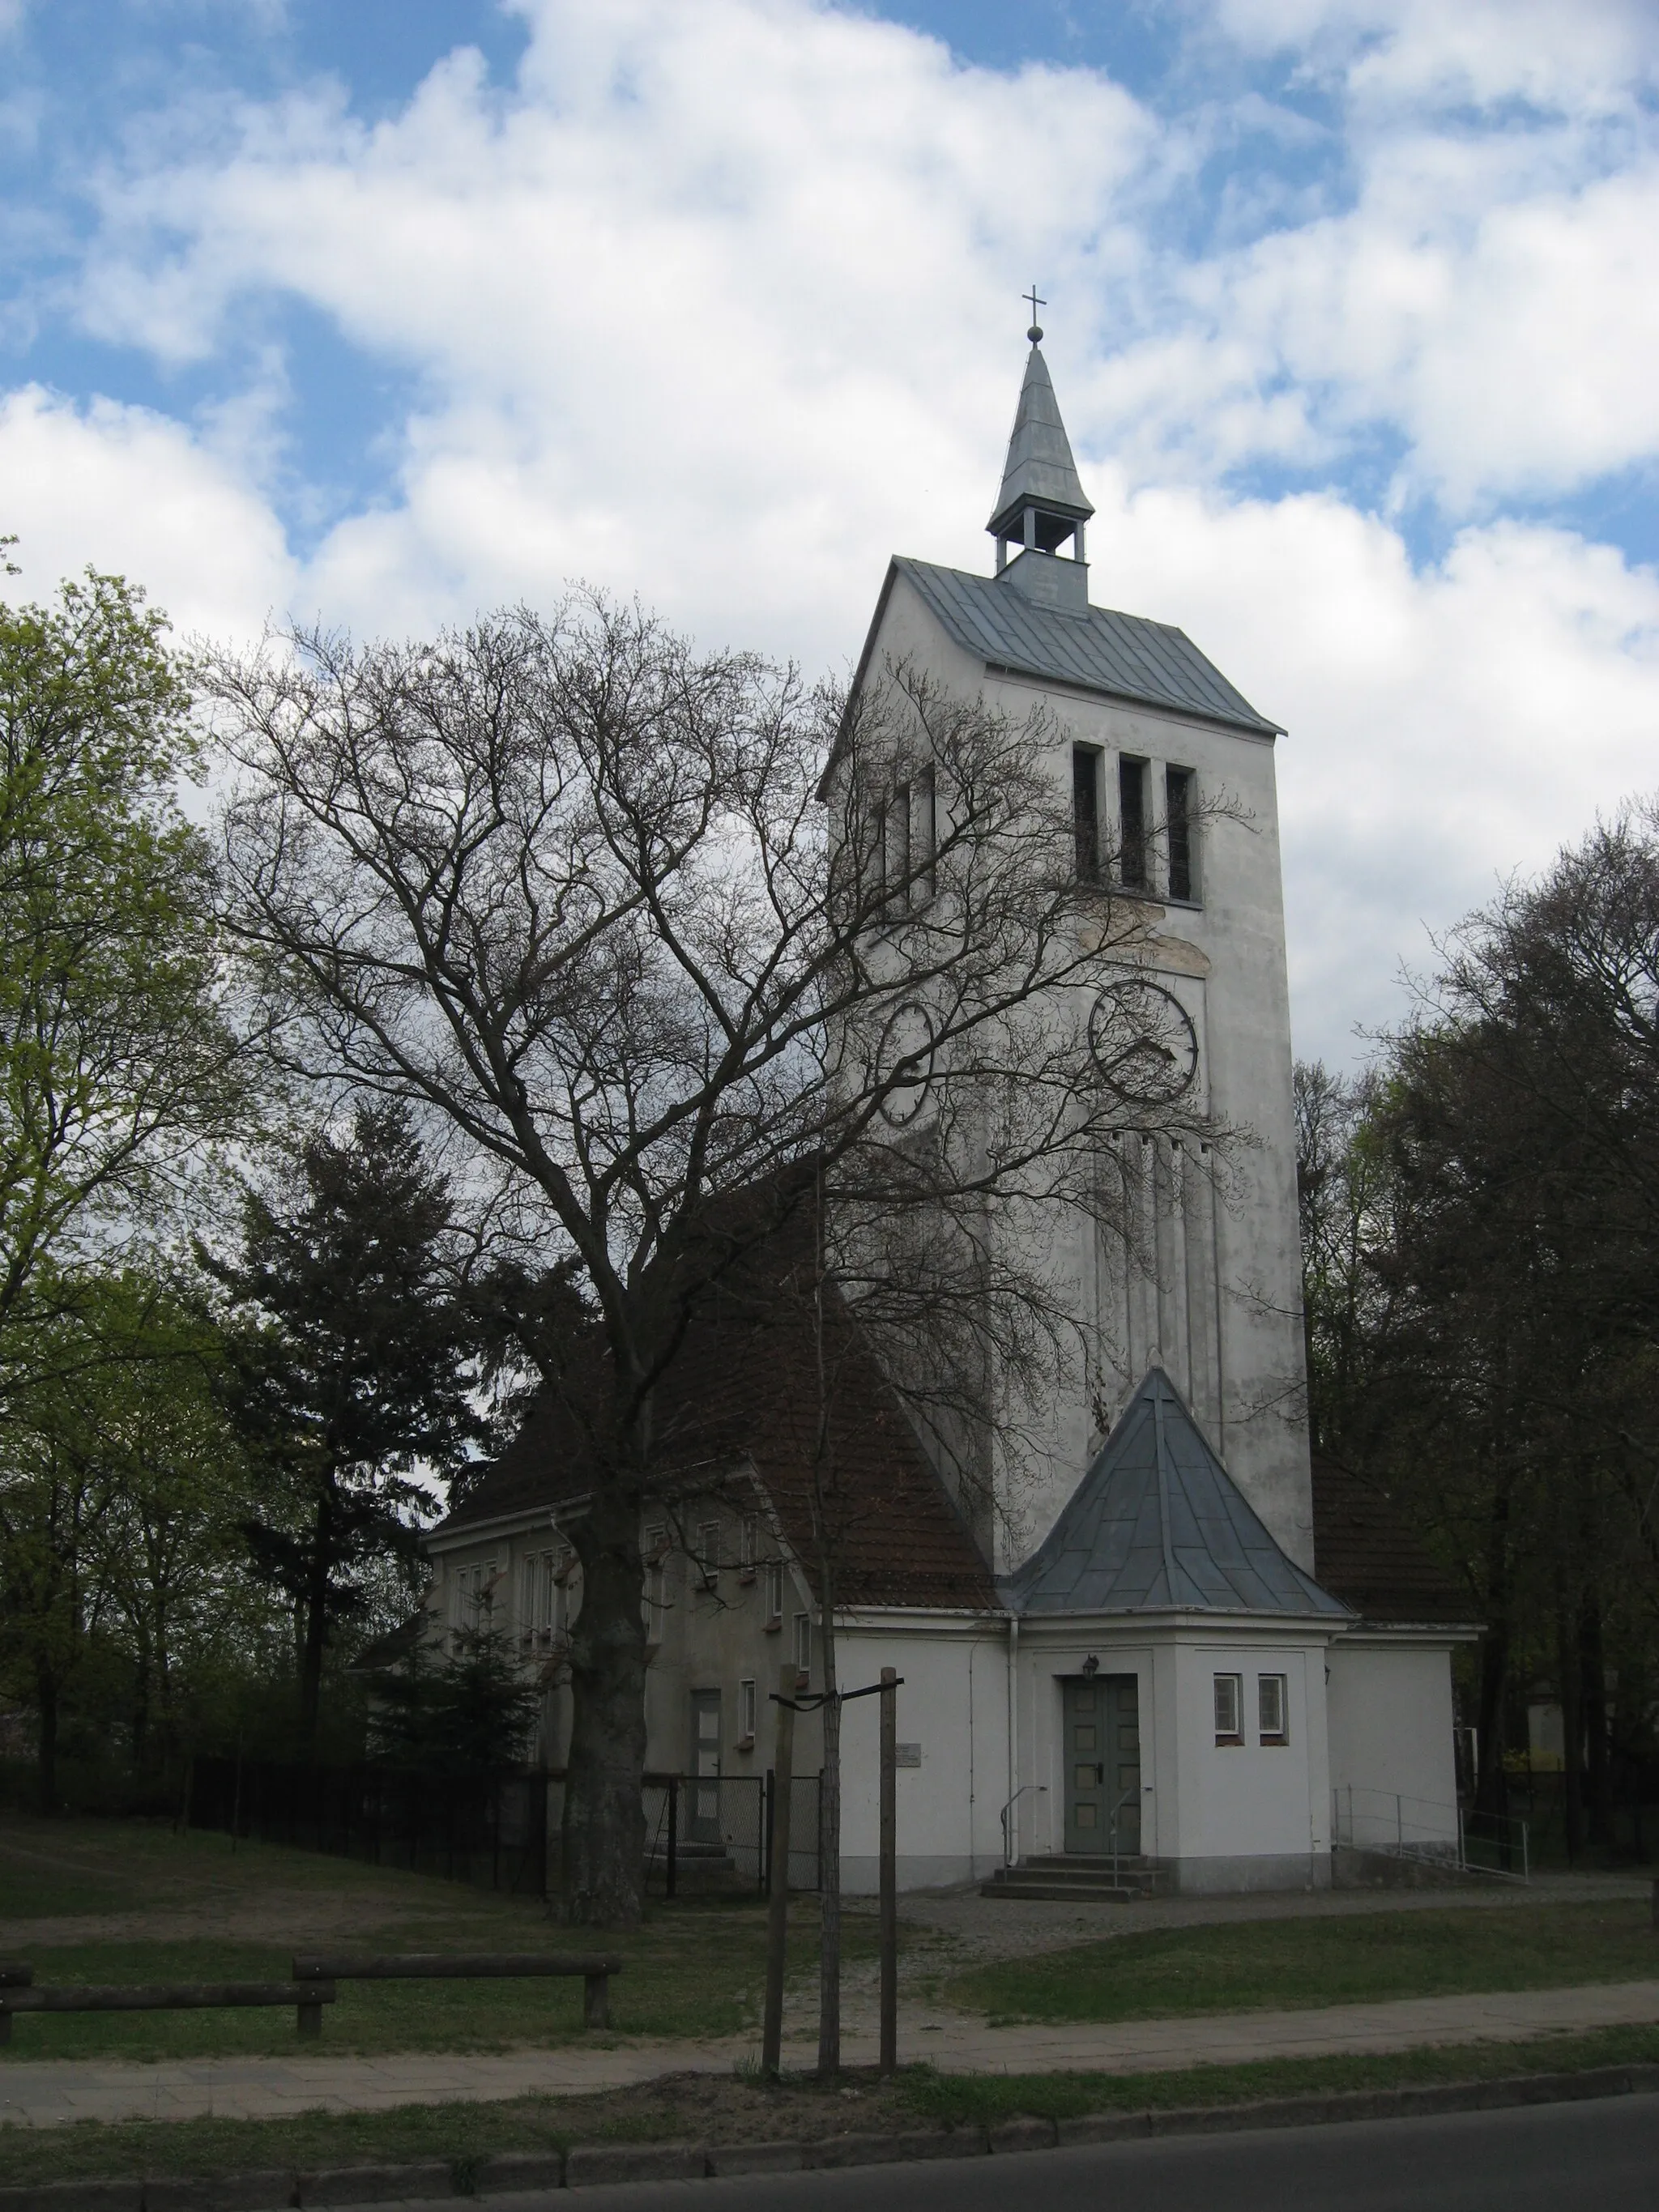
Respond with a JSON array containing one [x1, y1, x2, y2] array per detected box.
[[291, 1950, 624, 2036], [0, 1961, 336, 2044]]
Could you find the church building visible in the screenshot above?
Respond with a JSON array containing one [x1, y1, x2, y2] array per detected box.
[[423, 326, 1476, 1896]]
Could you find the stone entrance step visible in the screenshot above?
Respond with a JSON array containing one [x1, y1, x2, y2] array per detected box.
[[979, 1854, 1170, 1903]]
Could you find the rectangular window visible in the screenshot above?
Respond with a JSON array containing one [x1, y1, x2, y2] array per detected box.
[[738, 1678, 757, 1745], [1119, 757, 1148, 889], [1214, 1672, 1243, 1744], [915, 766, 937, 900], [1073, 746, 1101, 882], [643, 1524, 667, 1640], [884, 783, 911, 912], [1259, 1673, 1288, 1745], [1165, 766, 1195, 901], [739, 1514, 758, 1583], [698, 1519, 721, 1590], [764, 1559, 784, 1626], [792, 1612, 812, 1677]]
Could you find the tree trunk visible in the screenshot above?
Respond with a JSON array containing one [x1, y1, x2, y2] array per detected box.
[[817, 1594, 841, 2079], [1580, 1596, 1614, 1848], [1557, 1603, 1584, 1862], [35, 1657, 58, 1816], [561, 1477, 648, 1926], [1473, 1477, 1512, 1826], [299, 1487, 333, 1754]]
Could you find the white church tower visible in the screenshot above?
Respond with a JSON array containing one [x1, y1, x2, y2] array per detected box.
[[823, 318, 1471, 1892], [852, 313, 1315, 1572]]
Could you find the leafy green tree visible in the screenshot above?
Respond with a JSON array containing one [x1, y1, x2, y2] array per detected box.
[[203, 1102, 481, 1750], [0, 570, 243, 1375], [0, 565, 248, 1807]]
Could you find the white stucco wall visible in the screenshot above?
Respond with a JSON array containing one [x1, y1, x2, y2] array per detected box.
[[834, 1615, 1010, 1892], [862, 565, 1313, 1575], [1013, 1615, 1336, 1890], [1326, 1634, 1461, 1852]]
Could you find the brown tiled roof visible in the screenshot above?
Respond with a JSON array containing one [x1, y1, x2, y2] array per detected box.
[[1311, 1453, 1477, 1627], [434, 1186, 998, 1613]]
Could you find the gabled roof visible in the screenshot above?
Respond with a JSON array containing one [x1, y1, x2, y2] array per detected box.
[[432, 1179, 998, 1615], [1000, 1369, 1348, 1618], [892, 557, 1282, 737], [987, 341, 1094, 535], [1311, 1453, 1479, 1628]]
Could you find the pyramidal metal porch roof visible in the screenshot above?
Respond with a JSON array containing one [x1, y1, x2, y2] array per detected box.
[[1000, 1369, 1350, 1618]]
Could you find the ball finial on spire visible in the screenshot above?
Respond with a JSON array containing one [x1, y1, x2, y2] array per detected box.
[[1024, 283, 1046, 344]]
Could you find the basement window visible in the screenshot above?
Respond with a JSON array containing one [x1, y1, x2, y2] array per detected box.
[[1213, 1672, 1243, 1745], [1165, 766, 1196, 902], [1118, 757, 1149, 890], [1259, 1673, 1288, 1746]]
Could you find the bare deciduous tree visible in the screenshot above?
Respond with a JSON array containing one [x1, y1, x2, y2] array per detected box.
[[207, 593, 1226, 1926]]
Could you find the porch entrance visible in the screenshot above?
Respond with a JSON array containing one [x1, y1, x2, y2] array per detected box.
[[1062, 1674, 1141, 1856], [689, 1690, 722, 1843]]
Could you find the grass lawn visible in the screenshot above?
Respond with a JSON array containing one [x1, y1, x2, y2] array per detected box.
[[0, 1924, 831, 2057], [941, 1902, 1657, 2025], [2, 2026, 1658, 2189], [0, 1812, 869, 2059]]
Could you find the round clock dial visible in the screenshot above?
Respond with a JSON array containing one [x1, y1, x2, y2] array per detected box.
[[876, 1001, 936, 1126], [1089, 978, 1199, 1105]]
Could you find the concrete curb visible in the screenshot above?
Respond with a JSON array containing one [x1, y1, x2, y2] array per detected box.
[[2, 2061, 1657, 2207]]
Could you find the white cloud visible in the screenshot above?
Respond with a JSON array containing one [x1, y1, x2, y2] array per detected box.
[[2, 0, 1656, 1062], [1086, 479, 1659, 1053], [0, 386, 296, 640]]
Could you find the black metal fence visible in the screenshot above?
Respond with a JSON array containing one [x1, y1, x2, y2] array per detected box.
[[188, 1757, 552, 1897], [642, 1771, 821, 1898], [187, 1757, 823, 1901]]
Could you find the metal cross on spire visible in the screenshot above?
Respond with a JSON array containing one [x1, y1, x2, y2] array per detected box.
[[1024, 284, 1046, 343]]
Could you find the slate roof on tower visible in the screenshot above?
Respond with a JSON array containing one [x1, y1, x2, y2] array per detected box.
[[1000, 1368, 1349, 1617], [885, 556, 1282, 737], [986, 340, 1095, 536]]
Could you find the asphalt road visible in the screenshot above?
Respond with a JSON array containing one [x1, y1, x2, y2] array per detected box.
[[374, 2094, 1659, 2211]]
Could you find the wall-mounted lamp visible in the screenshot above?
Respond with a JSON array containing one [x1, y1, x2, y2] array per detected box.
[[1081, 1653, 1100, 1677]]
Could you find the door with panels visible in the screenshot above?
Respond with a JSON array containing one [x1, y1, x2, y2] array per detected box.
[[1062, 1675, 1141, 1855], [688, 1690, 723, 1845]]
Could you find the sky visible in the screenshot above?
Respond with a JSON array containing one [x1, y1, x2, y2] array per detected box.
[[1, 0, 1656, 1068]]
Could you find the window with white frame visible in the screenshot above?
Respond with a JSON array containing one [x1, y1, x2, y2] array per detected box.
[[1213, 1672, 1243, 1745], [697, 1519, 721, 1590], [738, 1678, 757, 1745], [764, 1559, 784, 1626], [1258, 1673, 1288, 1745], [450, 1559, 497, 1630], [643, 1524, 667, 1640], [740, 1515, 757, 1582], [792, 1612, 812, 1678], [522, 1550, 559, 1644]]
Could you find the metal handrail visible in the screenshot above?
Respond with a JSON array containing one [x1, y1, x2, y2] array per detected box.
[[1000, 1784, 1047, 1866], [1107, 1787, 1137, 1885]]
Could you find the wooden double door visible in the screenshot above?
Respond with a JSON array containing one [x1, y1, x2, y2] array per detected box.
[[1062, 1674, 1141, 1856]]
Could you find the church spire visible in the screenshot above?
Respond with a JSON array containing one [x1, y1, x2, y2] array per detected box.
[[986, 306, 1094, 578]]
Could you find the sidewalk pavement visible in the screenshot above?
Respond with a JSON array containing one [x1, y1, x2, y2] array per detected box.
[[3, 1980, 1657, 2129]]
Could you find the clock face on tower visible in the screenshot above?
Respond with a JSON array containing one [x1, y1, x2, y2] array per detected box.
[[876, 1000, 936, 1125], [1089, 978, 1200, 1105]]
